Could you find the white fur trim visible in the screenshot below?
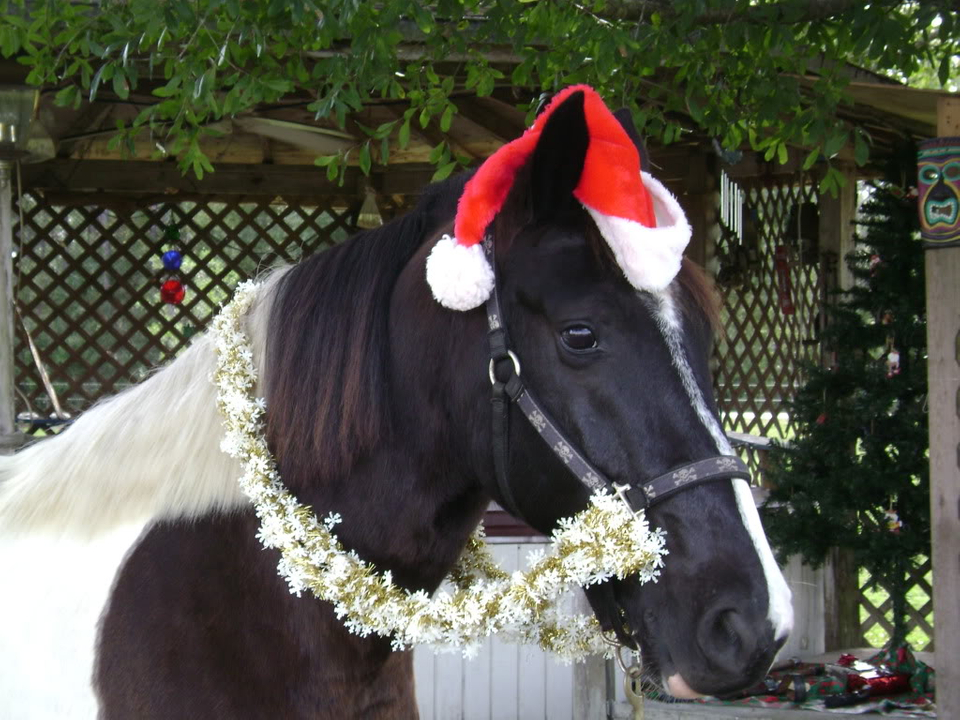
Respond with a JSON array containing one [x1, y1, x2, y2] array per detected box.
[[425, 235, 495, 311], [585, 171, 691, 292]]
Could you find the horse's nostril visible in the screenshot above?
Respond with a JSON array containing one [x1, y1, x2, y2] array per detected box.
[[698, 607, 750, 661]]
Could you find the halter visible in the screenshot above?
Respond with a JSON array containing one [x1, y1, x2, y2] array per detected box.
[[483, 235, 749, 522]]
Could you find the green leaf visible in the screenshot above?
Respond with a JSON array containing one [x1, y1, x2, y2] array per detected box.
[[938, 54, 951, 87], [440, 104, 454, 133], [776, 141, 788, 166], [428, 141, 446, 165], [314, 154, 337, 167], [0, 25, 20, 57], [112, 69, 130, 100], [359, 143, 372, 175], [398, 118, 411, 148], [687, 96, 704, 124], [54, 84, 80, 109], [432, 161, 457, 182], [853, 131, 869, 166], [89, 64, 107, 101], [372, 121, 396, 140], [380, 136, 390, 165], [824, 129, 848, 158], [153, 76, 182, 98], [802, 147, 820, 171]]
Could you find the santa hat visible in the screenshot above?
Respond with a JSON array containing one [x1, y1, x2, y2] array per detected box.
[[425, 85, 691, 311]]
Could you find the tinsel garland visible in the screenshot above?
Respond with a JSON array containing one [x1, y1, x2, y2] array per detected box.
[[210, 281, 666, 660]]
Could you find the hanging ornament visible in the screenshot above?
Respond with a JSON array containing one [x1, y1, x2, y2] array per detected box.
[[774, 245, 795, 315], [162, 249, 183, 271], [816, 412, 828, 425], [869, 254, 882, 276], [886, 347, 901, 378], [158, 224, 186, 306], [883, 509, 903, 534], [160, 278, 185, 305], [881, 310, 894, 326]]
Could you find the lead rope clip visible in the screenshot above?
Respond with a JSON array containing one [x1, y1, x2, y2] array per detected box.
[[604, 632, 644, 720]]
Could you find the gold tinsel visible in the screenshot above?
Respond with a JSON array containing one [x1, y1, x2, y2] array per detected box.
[[211, 281, 666, 660]]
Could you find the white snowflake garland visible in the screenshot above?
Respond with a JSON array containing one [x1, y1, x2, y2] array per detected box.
[[210, 280, 667, 660]]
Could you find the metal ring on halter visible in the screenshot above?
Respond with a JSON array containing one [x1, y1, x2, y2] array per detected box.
[[488, 350, 521, 385], [602, 631, 641, 678]]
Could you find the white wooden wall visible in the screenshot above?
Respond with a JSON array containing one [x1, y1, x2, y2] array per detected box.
[[414, 541, 579, 720], [416, 544, 825, 720]]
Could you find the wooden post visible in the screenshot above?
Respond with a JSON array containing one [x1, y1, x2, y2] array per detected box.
[[926, 95, 960, 716], [573, 593, 608, 718], [817, 163, 863, 650], [0, 159, 24, 454], [681, 152, 719, 269]]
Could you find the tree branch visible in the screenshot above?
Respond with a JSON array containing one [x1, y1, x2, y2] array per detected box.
[[602, 0, 909, 25]]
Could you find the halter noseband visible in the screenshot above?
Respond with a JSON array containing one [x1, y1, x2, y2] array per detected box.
[[482, 236, 750, 519]]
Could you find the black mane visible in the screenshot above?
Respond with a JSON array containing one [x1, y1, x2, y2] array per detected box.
[[265, 173, 469, 487]]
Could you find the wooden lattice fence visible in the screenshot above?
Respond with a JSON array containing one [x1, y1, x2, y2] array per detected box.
[[12, 191, 414, 431], [714, 173, 933, 650], [860, 558, 935, 651], [713, 173, 825, 442], [13, 179, 933, 650]]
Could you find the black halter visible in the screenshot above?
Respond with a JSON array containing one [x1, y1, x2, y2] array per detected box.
[[482, 236, 750, 518]]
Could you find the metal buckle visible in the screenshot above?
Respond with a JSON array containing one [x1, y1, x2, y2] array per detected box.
[[488, 349, 521, 385], [612, 482, 638, 515]]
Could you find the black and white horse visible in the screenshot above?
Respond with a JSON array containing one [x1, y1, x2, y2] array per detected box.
[[0, 87, 791, 718]]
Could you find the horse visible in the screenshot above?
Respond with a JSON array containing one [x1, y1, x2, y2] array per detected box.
[[0, 86, 792, 719]]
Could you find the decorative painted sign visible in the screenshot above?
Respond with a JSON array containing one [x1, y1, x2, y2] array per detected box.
[[917, 137, 960, 248]]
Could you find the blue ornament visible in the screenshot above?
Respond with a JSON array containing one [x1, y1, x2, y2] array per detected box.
[[162, 250, 183, 271]]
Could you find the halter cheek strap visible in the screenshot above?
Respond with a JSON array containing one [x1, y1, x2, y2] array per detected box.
[[482, 237, 750, 518]]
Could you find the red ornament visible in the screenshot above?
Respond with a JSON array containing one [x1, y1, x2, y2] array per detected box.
[[774, 245, 795, 315], [161, 278, 185, 305], [816, 412, 828, 425]]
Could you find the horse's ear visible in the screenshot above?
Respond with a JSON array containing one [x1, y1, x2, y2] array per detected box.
[[613, 108, 650, 172], [529, 90, 589, 219]]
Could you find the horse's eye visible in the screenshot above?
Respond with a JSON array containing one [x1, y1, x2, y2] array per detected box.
[[560, 325, 597, 351]]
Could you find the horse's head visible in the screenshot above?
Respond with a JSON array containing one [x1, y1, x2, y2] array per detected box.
[[423, 88, 792, 698]]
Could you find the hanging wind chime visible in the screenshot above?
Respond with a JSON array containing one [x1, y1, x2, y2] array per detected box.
[[160, 225, 185, 306]]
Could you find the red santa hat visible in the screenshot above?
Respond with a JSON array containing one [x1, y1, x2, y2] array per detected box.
[[426, 85, 691, 311]]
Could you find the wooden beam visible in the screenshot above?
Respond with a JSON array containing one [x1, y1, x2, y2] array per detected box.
[[818, 163, 858, 298], [0, 160, 22, 453], [19, 159, 437, 199], [456, 97, 525, 144], [815, 162, 861, 651], [926, 94, 960, 718], [679, 152, 718, 268]]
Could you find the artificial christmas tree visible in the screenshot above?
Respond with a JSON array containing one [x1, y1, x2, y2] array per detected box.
[[762, 181, 930, 648]]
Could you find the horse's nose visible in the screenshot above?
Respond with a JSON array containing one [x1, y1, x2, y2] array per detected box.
[[695, 605, 780, 692]]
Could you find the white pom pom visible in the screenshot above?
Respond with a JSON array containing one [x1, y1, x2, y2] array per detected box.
[[425, 235, 495, 311]]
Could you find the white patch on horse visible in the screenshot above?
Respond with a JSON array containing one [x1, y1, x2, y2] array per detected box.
[[0, 521, 146, 719], [0, 273, 281, 538], [650, 287, 793, 641]]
